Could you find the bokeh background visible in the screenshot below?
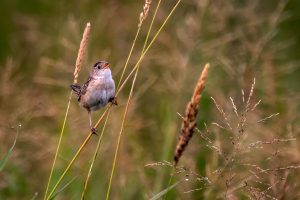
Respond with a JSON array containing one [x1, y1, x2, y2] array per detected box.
[[1, 0, 300, 199]]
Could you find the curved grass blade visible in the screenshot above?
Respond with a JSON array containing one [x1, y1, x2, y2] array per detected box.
[[31, 192, 38, 200], [150, 179, 184, 200], [49, 177, 76, 200], [0, 125, 20, 171]]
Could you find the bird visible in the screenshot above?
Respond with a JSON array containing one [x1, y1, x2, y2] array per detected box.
[[70, 61, 117, 134]]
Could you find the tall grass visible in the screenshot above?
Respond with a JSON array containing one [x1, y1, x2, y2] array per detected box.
[[148, 77, 299, 199], [43, 22, 91, 200], [44, 0, 183, 199], [83, 0, 155, 198], [1, 1, 300, 199]]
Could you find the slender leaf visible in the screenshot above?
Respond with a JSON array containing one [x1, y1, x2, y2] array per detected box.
[[49, 177, 76, 200], [150, 179, 183, 200], [0, 126, 19, 171], [31, 192, 38, 200]]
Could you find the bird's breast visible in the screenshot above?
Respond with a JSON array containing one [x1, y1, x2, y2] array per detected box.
[[79, 77, 115, 111]]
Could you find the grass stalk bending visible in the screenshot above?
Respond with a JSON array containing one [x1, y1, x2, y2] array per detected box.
[[43, 22, 91, 200]]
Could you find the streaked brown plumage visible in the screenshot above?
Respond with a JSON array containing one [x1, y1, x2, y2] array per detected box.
[[71, 61, 117, 134]]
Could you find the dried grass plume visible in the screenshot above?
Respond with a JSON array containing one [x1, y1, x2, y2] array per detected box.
[[73, 22, 91, 84], [174, 63, 210, 166], [138, 0, 152, 27]]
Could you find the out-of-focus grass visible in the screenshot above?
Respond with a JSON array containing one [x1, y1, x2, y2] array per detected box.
[[0, 126, 19, 172], [0, 0, 300, 199]]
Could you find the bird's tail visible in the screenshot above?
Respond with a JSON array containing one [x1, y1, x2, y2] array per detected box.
[[70, 84, 81, 96]]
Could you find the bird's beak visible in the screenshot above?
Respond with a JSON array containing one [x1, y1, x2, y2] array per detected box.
[[104, 63, 110, 69]]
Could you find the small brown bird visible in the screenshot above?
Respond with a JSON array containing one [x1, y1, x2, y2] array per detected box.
[[71, 61, 117, 134]]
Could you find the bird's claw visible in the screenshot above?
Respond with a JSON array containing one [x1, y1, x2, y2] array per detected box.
[[109, 97, 118, 106], [90, 127, 98, 135]]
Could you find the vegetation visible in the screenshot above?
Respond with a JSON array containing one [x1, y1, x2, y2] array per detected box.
[[0, 0, 300, 199]]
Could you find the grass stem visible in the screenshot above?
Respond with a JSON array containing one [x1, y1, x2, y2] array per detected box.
[[47, 1, 181, 198], [115, 0, 182, 97], [43, 91, 72, 200], [80, 110, 111, 199], [46, 107, 110, 200], [116, 27, 141, 90]]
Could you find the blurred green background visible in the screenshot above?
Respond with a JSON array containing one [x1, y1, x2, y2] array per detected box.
[[0, 0, 300, 199]]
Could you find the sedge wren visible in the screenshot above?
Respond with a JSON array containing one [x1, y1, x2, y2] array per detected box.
[[71, 61, 117, 134]]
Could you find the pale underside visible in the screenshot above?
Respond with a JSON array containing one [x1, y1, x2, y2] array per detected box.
[[79, 75, 115, 111]]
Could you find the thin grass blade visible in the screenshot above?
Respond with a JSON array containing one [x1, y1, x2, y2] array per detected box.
[[0, 126, 19, 171], [49, 177, 76, 200], [150, 179, 183, 200]]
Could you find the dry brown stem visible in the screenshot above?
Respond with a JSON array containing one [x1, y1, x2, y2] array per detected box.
[[174, 63, 210, 166]]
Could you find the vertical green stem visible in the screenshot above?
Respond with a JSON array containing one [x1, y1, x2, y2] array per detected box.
[[46, 133, 93, 200], [115, 0, 182, 97], [105, 69, 138, 200], [46, 107, 110, 200], [117, 27, 142, 90], [43, 91, 72, 200], [81, 111, 111, 199]]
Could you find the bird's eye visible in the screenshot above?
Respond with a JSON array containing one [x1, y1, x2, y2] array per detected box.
[[97, 65, 101, 69]]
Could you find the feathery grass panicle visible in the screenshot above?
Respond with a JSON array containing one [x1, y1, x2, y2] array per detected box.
[[174, 63, 210, 166], [73, 22, 91, 84], [139, 0, 152, 28], [211, 97, 233, 130], [246, 78, 255, 112], [230, 97, 239, 118]]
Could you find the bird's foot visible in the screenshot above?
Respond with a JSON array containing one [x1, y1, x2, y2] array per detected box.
[[109, 97, 118, 106], [90, 127, 98, 135]]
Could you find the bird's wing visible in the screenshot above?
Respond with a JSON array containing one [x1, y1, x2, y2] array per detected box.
[[70, 84, 81, 95], [81, 76, 92, 95]]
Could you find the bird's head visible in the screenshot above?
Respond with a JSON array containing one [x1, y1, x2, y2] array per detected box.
[[91, 61, 111, 77]]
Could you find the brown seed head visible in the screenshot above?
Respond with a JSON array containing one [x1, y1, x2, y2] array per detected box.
[[73, 22, 91, 84], [174, 63, 210, 166], [138, 0, 152, 28]]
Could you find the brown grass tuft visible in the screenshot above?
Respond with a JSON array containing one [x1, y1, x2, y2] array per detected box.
[[73, 22, 91, 84], [174, 63, 210, 166]]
